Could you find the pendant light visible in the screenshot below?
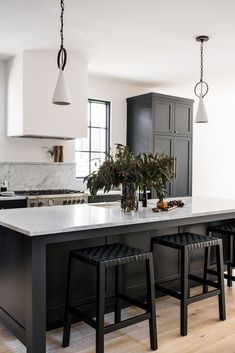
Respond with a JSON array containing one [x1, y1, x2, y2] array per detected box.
[[52, 0, 71, 105], [194, 36, 209, 123]]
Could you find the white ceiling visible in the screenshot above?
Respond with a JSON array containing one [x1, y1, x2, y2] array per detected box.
[[1, 0, 235, 86]]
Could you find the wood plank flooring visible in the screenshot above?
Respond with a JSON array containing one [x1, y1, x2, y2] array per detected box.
[[2, 286, 235, 353]]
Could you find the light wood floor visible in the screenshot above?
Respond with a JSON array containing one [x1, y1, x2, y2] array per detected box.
[[2, 286, 235, 353]]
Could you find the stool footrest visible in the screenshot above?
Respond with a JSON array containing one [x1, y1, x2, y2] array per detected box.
[[188, 289, 221, 304], [224, 273, 235, 281], [155, 284, 181, 300], [206, 268, 219, 276], [69, 307, 97, 329], [118, 293, 147, 311], [104, 313, 151, 334], [206, 268, 235, 282], [189, 274, 220, 289]]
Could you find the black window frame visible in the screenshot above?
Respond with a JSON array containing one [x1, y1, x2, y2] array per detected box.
[[75, 98, 111, 178]]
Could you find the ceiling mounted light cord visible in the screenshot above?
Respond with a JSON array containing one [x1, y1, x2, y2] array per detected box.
[[52, 0, 71, 105], [194, 35, 209, 123]]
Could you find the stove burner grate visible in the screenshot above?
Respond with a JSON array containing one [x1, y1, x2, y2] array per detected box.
[[15, 189, 84, 196]]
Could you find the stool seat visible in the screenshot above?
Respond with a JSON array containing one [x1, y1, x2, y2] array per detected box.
[[207, 223, 235, 235], [72, 243, 150, 267], [153, 232, 220, 250]]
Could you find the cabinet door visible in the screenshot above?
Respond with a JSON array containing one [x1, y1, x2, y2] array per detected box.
[[153, 134, 173, 197], [172, 137, 192, 197], [127, 98, 153, 154], [154, 99, 174, 134], [174, 103, 192, 135]]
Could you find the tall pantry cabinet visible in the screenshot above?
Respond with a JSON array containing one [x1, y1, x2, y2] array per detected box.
[[126, 92, 194, 197]]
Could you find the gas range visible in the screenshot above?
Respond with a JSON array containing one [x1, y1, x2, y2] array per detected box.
[[15, 189, 88, 207]]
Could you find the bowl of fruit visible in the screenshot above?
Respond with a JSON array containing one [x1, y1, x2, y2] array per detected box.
[[153, 199, 185, 212]]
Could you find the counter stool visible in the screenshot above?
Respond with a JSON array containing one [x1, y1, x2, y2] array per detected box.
[[150, 232, 226, 336], [62, 243, 158, 353], [207, 223, 235, 287]]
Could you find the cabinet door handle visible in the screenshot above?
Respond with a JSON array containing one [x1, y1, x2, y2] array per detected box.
[[169, 130, 174, 134], [173, 156, 177, 179], [174, 130, 178, 134]]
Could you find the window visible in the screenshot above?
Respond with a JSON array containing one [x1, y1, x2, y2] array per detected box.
[[75, 99, 110, 178]]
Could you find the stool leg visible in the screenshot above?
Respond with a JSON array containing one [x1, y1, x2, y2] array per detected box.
[[203, 247, 209, 293], [216, 243, 226, 321], [227, 235, 233, 287], [62, 253, 73, 347], [146, 255, 158, 350], [150, 238, 154, 253], [180, 247, 189, 336], [114, 265, 121, 323], [96, 264, 105, 353]]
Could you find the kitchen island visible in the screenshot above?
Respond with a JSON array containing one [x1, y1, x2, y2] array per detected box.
[[0, 196, 235, 353]]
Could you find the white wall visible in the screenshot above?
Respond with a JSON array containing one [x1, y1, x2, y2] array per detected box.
[[88, 75, 150, 151]]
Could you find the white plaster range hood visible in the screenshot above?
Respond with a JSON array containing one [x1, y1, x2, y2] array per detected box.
[[6, 50, 88, 140]]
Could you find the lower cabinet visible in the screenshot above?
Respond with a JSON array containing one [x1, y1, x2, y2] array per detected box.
[[153, 134, 192, 197], [0, 199, 27, 209], [88, 194, 121, 203]]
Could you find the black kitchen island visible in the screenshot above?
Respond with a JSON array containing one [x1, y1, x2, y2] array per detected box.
[[0, 196, 235, 353]]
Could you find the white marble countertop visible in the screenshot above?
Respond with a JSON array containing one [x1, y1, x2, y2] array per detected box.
[[1, 196, 235, 237], [0, 196, 26, 201]]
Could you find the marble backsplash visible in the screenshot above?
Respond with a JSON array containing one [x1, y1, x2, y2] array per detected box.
[[0, 162, 85, 191]]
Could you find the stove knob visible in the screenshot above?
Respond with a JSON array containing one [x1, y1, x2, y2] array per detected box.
[[38, 201, 43, 207], [80, 198, 85, 204], [68, 200, 72, 205], [31, 201, 36, 207], [72, 199, 76, 204], [48, 199, 55, 206], [63, 200, 68, 205], [77, 199, 81, 204]]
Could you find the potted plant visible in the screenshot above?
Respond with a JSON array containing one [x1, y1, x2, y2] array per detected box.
[[84, 144, 174, 213]]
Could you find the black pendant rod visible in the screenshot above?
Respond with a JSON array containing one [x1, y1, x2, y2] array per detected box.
[[194, 35, 209, 98], [57, 0, 67, 71]]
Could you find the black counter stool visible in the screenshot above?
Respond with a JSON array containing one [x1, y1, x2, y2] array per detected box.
[[62, 243, 158, 353], [207, 223, 235, 287], [150, 232, 226, 336]]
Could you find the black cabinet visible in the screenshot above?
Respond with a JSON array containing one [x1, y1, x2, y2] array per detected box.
[[127, 92, 193, 198], [153, 99, 192, 136], [153, 135, 192, 197], [88, 194, 121, 203], [0, 199, 27, 209]]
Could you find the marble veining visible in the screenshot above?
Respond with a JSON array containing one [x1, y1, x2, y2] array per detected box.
[[0, 162, 85, 191], [1, 196, 235, 237]]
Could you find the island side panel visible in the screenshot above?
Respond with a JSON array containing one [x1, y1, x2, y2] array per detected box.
[[0, 226, 27, 343]]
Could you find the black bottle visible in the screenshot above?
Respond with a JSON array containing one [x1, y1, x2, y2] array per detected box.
[[0, 180, 8, 192], [142, 187, 147, 207]]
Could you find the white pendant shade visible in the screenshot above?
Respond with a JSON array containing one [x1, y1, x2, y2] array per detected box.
[[52, 69, 71, 105], [195, 94, 208, 123]]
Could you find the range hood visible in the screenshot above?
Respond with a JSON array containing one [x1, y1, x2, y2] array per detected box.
[[6, 51, 88, 140]]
